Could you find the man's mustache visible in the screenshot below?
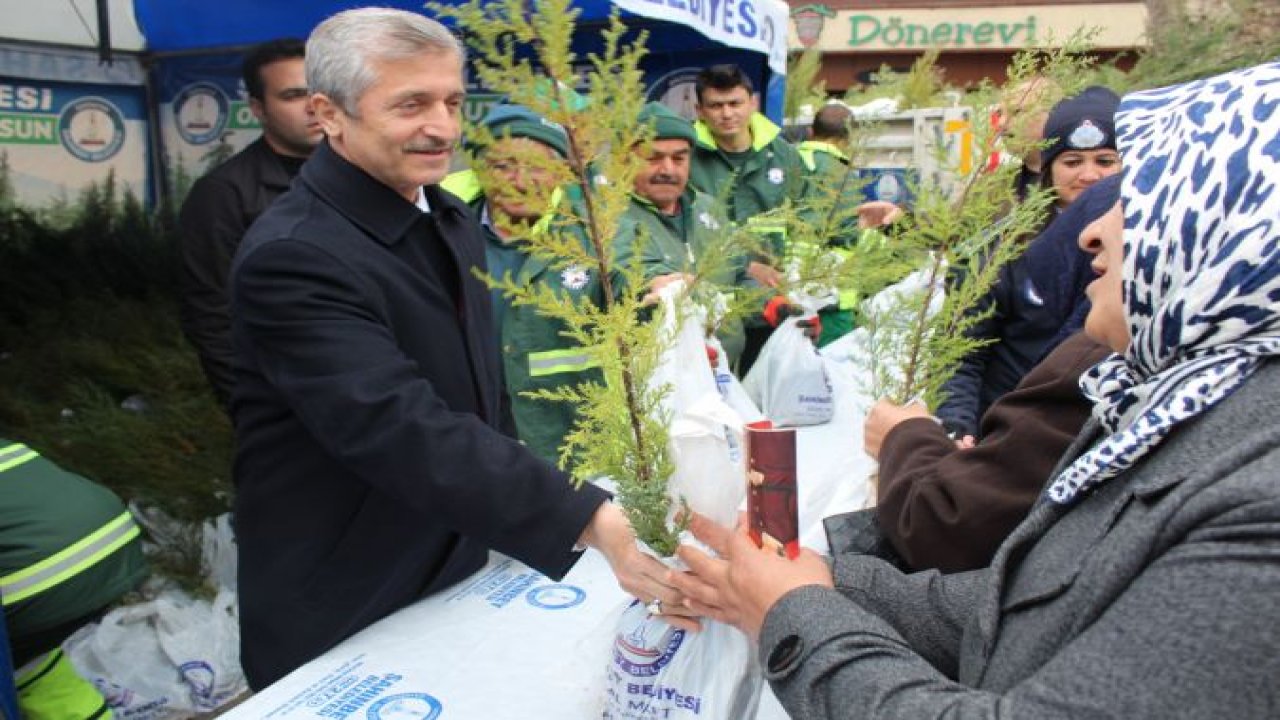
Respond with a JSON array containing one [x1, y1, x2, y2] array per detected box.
[[404, 138, 456, 152], [648, 174, 683, 186]]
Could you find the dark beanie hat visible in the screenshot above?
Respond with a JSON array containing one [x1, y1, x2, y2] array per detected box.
[[468, 103, 569, 158], [1041, 86, 1120, 171], [638, 101, 697, 144]]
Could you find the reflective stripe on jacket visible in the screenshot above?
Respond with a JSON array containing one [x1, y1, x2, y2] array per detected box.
[[0, 441, 147, 639]]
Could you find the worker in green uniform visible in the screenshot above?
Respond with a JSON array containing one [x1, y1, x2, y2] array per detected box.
[[626, 102, 751, 364], [442, 104, 622, 465], [794, 102, 903, 346], [689, 64, 807, 370], [1, 438, 148, 719]]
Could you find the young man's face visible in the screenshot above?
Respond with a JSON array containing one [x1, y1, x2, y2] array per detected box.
[[251, 57, 323, 158], [696, 86, 755, 147], [314, 50, 465, 201], [633, 138, 691, 215]]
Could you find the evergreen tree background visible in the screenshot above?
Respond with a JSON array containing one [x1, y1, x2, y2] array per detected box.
[[0, 152, 232, 588]]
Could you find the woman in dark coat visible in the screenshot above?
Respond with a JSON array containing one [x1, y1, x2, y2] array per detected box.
[[936, 88, 1123, 440]]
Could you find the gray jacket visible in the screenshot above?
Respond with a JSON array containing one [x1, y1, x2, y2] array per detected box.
[[761, 361, 1280, 718]]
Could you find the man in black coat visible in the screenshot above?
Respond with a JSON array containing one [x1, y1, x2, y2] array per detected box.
[[230, 8, 688, 689], [179, 38, 322, 408]]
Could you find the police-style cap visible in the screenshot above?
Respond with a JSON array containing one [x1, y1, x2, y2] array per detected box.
[[1041, 86, 1120, 169]]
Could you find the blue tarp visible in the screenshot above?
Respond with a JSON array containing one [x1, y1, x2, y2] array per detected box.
[[130, 0, 787, 119], [135, 0, 623, 53]]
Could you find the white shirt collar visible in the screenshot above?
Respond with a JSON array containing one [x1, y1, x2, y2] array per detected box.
[[414, 187, 431, 213], [479, 202, 496, 233]]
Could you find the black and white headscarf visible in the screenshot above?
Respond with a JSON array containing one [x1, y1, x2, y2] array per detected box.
[[1047, 61, 1280, 504]]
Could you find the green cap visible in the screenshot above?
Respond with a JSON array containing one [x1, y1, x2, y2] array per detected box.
[[469, 103, 570, 158], [638, 101, 696, 145]]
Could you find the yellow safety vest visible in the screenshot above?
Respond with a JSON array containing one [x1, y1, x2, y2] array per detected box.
[[16, 650, 111, 720]]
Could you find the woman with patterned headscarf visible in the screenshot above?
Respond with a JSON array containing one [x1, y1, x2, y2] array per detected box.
[[670, 61, 1280, 718]]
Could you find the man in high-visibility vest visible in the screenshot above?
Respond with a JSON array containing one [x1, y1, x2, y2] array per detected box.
[[689, 64, 807, 371], [794, 102, 903, 346], [0, 439, 148, 719], [442, 104, 624, 465]]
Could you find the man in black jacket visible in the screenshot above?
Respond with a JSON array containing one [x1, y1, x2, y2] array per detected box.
[[179, 38, 322, 408], [230, 8, 689, 689]]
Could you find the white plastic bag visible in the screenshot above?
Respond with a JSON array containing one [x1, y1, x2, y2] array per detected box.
[[65, 587, 246, 719], [743, 317, 835, 427], [651, 284, 751, 528], [603, 597, 760, 720], [200, 513, 238, 593], [603, 286, 761, 719], [821, 261, 947, 405], [709, 335, 765, 426]]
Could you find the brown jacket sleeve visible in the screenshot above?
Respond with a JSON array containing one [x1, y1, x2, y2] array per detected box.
[[876, 332, 1112, 572]]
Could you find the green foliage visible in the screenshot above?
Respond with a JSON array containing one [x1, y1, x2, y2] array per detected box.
[[845, 49, 950, 110], [0, 153, 14, 210], [1114, 0, 1279, 91], [199, 138, 237, 175], [867, 166, 1053, 408], [166, 151, 197, 209], [784, 46, 827, 121], [760, 135, 922, 318], [851, 50, 1059, 408], [429, 0, 687, 554], [0, 301, 233, 520], [0, 161, 232, 587]]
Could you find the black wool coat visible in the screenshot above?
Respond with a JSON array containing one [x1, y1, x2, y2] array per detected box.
[[229, 141, 607, 689]]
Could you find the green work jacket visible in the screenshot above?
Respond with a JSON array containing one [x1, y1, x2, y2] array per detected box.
[[443, 170, 622, 466], [625, 187, 747, 362], [796, 139, 868, 247], [0, 440, 147, 640], [690, 113, 806, 260], [796, 139, 890, 339]]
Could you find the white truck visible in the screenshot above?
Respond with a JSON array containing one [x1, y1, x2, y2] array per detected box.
[[796, 102, 979, 206]]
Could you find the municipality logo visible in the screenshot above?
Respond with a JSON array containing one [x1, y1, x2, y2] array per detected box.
[[767, 167, 785, 185], [174, 82, 230, 145], [561, 264, 590, 290], [526, 583, 586, 610], [366, 692, 443, 719], [698, 211, 720, 230], [59, 97, 125, 162], [613, 601, 687, 677]]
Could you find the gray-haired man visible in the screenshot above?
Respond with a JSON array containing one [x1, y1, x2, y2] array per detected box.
[[229, 8, 688, 688]]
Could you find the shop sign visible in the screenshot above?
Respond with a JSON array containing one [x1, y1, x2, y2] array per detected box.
[[789, 5, 1148, 52], [848, 14, 1038, 48]]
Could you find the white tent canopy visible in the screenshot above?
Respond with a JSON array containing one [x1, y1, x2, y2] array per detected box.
[[0, 0, 145, 51]]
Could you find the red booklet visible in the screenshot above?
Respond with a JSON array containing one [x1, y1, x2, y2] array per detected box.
[[746, 423, 800, 559]]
